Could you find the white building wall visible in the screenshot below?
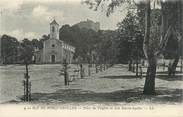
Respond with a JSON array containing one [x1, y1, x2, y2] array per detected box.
[[50, 23, 59, 39], [42, 39, 63, 63], [39, 20, 75, 64]]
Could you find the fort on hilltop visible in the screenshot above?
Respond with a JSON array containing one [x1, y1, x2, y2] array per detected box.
[[73, 19, 100, 32]]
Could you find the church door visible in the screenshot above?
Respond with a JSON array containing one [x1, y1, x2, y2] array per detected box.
[[51, 55, 56, 63]]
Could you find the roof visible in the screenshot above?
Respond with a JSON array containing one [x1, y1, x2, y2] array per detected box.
[[50, 19, 59, 25]]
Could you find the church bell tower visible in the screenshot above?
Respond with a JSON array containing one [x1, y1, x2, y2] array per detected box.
[[50, 19, 59, 39]]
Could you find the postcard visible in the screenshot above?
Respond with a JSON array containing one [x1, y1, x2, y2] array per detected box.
[[0, 0, 182, 117]]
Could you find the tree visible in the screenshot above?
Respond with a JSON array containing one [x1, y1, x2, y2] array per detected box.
[[117, 11, 138, 63], [31, 39, 42, 49], [59, 23, 118, 63], [143, 0, 157, 94], [39, 34, 50, 49], [83, 0, 169, 95], [1, 35, 20, 64], [1, 33, 52, 64], [116, 10, 144, 66], [20, 38, 34, 64], [160, 1, 183, 76], [95, 30, 118, 64]]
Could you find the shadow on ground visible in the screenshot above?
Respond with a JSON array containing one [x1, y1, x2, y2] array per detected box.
[[156, 75, 183, 81], [99, 75, 142, 79], [100, 74, 183, 82], [22, 87, 182, 104], [156, 71, 183, 75]]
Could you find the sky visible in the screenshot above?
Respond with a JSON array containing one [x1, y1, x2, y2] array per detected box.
[[0, 0, 128, 41]]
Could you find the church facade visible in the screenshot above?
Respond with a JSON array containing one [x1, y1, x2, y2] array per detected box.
[[34, 20, 75, 64]]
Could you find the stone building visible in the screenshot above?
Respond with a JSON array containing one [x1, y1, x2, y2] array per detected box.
[[34, 20, 75, 64], [73, 19, 100, 32]]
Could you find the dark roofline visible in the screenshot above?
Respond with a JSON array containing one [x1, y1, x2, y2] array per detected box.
[[50, 19, 59, 25]]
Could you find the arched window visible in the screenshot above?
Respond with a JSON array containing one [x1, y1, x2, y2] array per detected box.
[[52, 26, 55, 32]]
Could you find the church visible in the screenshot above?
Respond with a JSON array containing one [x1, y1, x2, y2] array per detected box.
[[34, 19, 75, 64]]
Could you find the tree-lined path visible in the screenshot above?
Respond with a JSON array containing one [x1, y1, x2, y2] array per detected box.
[[31, 64, 183, 105], [1, 64, 181, 105]]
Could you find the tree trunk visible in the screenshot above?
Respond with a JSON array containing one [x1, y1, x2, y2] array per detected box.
[[168, 55, 179, 76], [143, 0, 156, 95], [128, 59, 132, 71], [88, 64, 91, 76], [168, 29, 181, 76], [136, 59, 139, 77], [143, 56, 156, 94], [181, 58, 183, 72], [132, 60, 135, 73], [80, 64, 84, 79]]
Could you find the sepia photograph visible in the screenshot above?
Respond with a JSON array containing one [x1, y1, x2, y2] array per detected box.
[[0, 0, 183, 116]]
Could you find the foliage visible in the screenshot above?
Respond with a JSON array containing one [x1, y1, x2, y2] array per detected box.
[[20, 38, 34, 64], [95, 30, 118, 63], [1, 34, 50, 64], [161, 1, 183, 59], [116, 10, 144, 63], [59, 24, 117, 63], [83, 0, 132, 16], [1, 35, 20, 64]]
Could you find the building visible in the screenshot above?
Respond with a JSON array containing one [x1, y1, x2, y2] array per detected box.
[[73, 19, 100, 32], [34, 20, 75, 64]]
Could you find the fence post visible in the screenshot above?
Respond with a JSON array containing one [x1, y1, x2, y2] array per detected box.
[[132, 61, 135, 73], [88, 64, 91, 76], [103, 64, 106, 71], [136, 60, 139, 77], [163, 61, 165, 71], [180, 59, 182, 72], [80, 64, 84, 79], [100, 64, 102, 72], [63, 59, 69, 85], [128, 60, 132, 71], [139, 65, 143, 79], [96, 64, 98, 73]]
